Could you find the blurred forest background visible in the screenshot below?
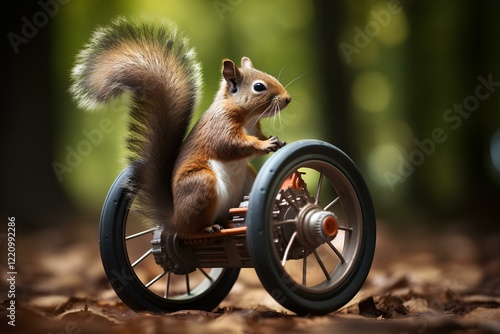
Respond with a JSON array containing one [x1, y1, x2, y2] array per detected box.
[[3, 0, 500, 232]]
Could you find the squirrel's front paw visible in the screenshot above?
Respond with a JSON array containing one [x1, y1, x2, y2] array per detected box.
[[263, 136, 286, 153]]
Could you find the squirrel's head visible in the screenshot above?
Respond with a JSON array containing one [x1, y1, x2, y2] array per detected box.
[[221, 57, 291, 119]]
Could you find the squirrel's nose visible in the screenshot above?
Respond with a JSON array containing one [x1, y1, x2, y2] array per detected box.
[[285, 95, 292, 105]]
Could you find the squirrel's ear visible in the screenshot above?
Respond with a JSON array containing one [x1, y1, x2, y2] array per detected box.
[[241, 57, 254, 69], [222, 59, 242, 94]]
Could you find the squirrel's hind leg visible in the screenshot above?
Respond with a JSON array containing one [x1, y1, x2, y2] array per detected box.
[[171, 169, 219, 237]]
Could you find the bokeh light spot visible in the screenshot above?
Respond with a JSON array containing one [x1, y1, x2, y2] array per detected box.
[[352, 71, 391, 113]]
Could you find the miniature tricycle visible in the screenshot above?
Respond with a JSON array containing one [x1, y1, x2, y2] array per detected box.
[[99, 140, 376, 315]]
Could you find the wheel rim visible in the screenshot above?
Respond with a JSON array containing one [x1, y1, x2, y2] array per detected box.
[[269, 160, 363, 294], [122, 204, 230, 304]]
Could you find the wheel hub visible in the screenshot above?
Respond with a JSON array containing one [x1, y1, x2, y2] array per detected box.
[[296, 204, 338, 249]]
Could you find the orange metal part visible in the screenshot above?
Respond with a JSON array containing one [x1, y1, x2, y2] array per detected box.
[[228, 207, 248, 215], [322, 215, 338, 238], [280, 171, 306, 190]]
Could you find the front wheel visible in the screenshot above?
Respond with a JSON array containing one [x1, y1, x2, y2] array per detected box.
[[99, 166, 240, 313], [246, 140, 376, 315]]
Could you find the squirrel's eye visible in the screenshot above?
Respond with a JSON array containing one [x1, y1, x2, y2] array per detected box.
[[253, 82, 267, 93]]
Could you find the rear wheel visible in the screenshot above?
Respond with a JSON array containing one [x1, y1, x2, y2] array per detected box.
[[99, 166, 240, 313]]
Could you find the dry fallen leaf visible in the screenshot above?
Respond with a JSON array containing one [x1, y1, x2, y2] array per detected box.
[[1, 225, 499, 333]]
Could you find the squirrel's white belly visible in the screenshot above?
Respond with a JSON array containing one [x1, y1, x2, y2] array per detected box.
[[208, 159, 248, 222]]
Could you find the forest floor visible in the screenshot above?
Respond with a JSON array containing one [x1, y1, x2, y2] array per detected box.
[[1, 219, 500, 334]]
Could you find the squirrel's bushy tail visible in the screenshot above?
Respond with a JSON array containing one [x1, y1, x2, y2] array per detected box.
[[70, 17, 202, 226]]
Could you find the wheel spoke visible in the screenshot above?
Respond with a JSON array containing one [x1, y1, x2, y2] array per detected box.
[[131, 248, 153, 268], [186, 274, 191, 295], [315, 169, 324, 205], [165, 272, 171, 298], [146, 271, 167, 288], [126, 227, 157, 240], [324, 195, 342, 211], [302, 252, 307, 286], [325, 239, 346, 264], [198, 268, 213, 282], [273, 219, 297, 226], [313, 249, 331, 280], [281, 231, 298, 266], [338, 226, 353, 232]]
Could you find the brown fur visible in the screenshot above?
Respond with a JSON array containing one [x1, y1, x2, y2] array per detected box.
[[172, 57, 291, 235]]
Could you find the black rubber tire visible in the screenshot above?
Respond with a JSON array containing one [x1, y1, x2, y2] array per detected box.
[[99, 166, 240, 313], [246, 140, 376, 315]]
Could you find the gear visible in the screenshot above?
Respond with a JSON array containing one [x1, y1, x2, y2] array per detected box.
[[151, 227, 196, 275]]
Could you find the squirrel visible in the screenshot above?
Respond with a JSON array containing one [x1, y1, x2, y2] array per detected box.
[[70, 17, 291, 237]]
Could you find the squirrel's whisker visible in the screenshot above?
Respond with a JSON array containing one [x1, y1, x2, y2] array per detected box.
[[285, 71, 310, 89], [277, 64, 288, 81]]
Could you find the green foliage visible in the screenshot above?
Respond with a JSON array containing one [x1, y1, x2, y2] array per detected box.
[[51, 0, 500, 224]]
